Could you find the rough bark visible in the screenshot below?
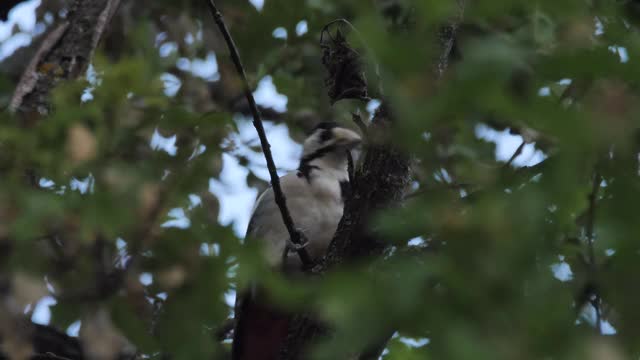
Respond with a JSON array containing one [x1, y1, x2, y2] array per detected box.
[[10, 0, 121, 119]]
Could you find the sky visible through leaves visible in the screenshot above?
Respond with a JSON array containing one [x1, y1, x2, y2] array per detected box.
[[4, 0, 634, 356], [3, 0, 555, 336]]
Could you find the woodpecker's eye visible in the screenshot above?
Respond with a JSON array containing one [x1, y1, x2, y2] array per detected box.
[[319, 129, 333, 143]]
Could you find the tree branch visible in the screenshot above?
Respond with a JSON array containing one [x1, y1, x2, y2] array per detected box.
[[205, 0, 313, 267]]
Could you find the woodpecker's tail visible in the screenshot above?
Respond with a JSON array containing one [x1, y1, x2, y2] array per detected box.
[[232, 292, 290, 360]]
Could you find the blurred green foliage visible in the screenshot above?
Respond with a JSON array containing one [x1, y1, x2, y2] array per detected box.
[[2, 0, 640, 359]]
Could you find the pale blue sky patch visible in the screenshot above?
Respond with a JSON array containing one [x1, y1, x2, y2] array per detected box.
[[162, 207, 191, 229], [295, 20, 308, 36], [0, 0, 39, 38], [272, 27, 287, 40], [594, 17, 604, 36], [0, 0, 40, 60], [160, 72, 182, 97], [70, 174, 95, 194], [67, 320, 81, 337], [176, 57, 190, 71], [366, 99, 381, 120], [139, 273, 153, 286], [188, 144, 207, 160], [209, 154, 259, 236], [31, 296, 56, 325], [234, 117, 302, 179], [185, 32, 195, 45], [81, 88, 94, 102], [150, 128, 178, 155], [190, 52, 219, 80], [398, 336, 430, 348], [249, 0, 264, 11], [39, 178, 55, 189], [159, 42, 178, 57], [538, 86, 551, 96], [580, 303, 617, 335], [0, 33, 31, 60], [550, 255, 573, 282], [253, 76, 288, 113], [475, 124, 547, 167], [188, 194, 202, 209], [80, 64, 101, 102], [608, 45, 629, 63], [225, 288, 237, 324], [175, 52, 219, 81], [155, 32, 168, 46], [43, 12, 54, 24], [200, 243, 221, 256], [407, 237, 425, 247]]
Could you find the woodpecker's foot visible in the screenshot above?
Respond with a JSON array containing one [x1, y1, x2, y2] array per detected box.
[[286, 229, 310, 252]]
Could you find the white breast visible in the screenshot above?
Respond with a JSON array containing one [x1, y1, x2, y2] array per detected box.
[[246, 168, 346, 270]]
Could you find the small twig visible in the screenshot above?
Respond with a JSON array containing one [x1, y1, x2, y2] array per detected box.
[[586, 171, 602, 334], [504, 140, 526, 168], [205, 0, 313, 267]]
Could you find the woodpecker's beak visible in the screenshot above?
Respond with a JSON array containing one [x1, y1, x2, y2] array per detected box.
[[332, 127, 362, 149]]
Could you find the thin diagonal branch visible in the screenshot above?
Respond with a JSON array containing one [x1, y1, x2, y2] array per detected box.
[[504, 140, 526, 168], [205, 0, 313, 267]]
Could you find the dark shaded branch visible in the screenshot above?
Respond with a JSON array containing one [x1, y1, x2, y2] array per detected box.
[[205, 0, 313, 267]]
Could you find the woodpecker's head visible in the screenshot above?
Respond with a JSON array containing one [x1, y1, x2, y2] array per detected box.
[[299, 122, 361, 170]]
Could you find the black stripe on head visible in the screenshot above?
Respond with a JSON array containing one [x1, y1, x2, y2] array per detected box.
[[313, 121, 337, 143], [319, 128, 333, 143], [297, 163, 319, 183], [300, 144, 338, 166]]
